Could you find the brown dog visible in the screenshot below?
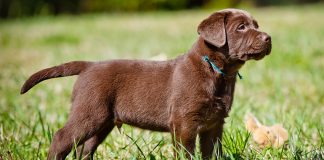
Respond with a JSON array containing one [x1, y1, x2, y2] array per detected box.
[[21, 9, 271, 159]]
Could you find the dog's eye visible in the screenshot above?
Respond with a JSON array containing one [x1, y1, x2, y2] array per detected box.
[[237, 24, 246, 31]]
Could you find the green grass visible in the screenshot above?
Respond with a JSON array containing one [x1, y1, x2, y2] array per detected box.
[[0, 4, 323, 159]]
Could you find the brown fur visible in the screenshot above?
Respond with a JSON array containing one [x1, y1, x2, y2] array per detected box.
[[21, 9, 271, 159]]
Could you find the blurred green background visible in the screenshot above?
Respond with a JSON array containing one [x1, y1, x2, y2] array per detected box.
[[1, 0, 323, 18], [0, 0, 323, 159]]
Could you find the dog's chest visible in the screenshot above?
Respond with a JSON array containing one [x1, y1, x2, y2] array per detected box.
[[197, 100, 227, 132], [197, 78, 233, 131]]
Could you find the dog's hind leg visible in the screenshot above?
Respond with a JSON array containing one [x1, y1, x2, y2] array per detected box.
[[47, 100, 111, 160], [75, 122, 115, 160]]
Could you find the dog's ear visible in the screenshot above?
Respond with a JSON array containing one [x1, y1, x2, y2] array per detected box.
[[197, 11, 228, 48]]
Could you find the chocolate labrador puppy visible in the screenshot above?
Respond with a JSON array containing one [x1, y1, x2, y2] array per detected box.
[[21, 9, 271, 159]]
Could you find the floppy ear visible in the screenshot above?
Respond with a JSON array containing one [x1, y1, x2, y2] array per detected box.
[[197, 11, 228, 48]]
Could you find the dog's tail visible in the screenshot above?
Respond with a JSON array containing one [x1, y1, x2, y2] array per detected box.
[[20, 61, 92, 94]]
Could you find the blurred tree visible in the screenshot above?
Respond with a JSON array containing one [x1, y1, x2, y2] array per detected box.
[[0, 0, 323, 18], [47, 0, 81, 15], [0, 0, 9, 18], [255, 0, 322, 6]]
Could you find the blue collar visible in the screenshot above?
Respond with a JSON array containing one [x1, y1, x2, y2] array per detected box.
[[202, 55, 243, 79]]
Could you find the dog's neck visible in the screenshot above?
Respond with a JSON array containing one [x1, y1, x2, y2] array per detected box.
[[188, 37, 245, 76]]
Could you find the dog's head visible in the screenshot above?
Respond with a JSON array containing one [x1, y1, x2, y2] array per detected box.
[[198, 9, 271, 61]]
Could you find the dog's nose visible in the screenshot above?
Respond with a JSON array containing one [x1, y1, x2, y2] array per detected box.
[[260, 33, 271, 42]]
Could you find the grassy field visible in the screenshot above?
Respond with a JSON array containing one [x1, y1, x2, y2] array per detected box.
[[0, 4, 323, 159]]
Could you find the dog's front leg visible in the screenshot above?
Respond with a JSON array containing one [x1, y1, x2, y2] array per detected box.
[[199, 90, 233, 159], [199, 121, 224, 160], [170, 120, 198, 159]]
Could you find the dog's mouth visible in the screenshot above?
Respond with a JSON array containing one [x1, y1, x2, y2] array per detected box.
[[238, 45, 271, 61], [239, 52, 265, 61]]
